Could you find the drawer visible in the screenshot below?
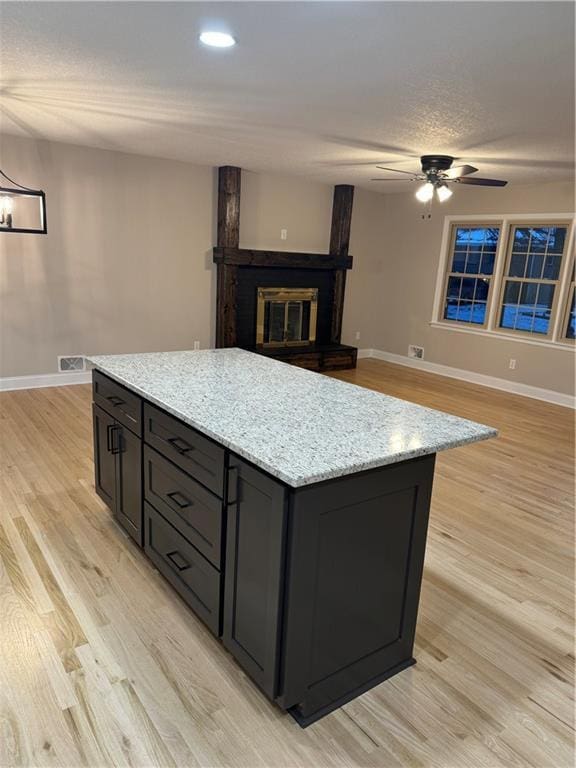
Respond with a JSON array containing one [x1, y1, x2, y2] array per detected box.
[[144, 446, 222, 568], [144, 403, 225, 496], [144, 502, 221, 635], [93, 371, 142, 436]]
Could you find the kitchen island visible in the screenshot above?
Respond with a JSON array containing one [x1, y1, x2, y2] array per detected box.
[[88, 348, 496, 726]]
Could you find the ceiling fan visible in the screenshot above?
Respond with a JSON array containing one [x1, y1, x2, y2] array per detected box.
[[371, 155, 508, 203]]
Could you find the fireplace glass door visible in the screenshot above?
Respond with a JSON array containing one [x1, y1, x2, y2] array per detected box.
[[256, 288, 318, 347]]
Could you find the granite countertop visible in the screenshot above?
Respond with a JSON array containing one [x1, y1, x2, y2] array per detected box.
[[87, 349, 497, 487]]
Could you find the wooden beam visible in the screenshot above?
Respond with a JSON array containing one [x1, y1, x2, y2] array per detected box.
[[216, 166, 241, 347], [217, 166, 241, 248], [329, 185, 355, 257], [213, 248, 353, 270], [329, 185, 355, 343]]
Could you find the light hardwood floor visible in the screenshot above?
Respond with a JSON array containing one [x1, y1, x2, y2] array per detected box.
[[0, 359, 573, 768]]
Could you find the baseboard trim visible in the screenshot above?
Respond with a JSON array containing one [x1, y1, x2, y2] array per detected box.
[[0, 371, 92, 392], [360, 349, 574, 409]]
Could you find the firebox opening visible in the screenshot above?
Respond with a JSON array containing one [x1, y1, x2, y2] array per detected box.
[[256, 287, 318, 347]]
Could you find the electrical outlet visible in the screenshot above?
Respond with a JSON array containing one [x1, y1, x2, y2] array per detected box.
[[355, 331, 361, 341], [509, 358, 517, 370], [280, 229, 287, 240], [193, 341, 200, 350], [408, 345, 424, 360]]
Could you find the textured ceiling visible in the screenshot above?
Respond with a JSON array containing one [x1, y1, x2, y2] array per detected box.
[[0, 1, 574, 192]]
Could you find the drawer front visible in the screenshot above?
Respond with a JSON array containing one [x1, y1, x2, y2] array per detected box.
[[144, 446, 222, 568], [93, 371, 142, 436], [144, 403, 225, 497], [144, 502, 221, 635]]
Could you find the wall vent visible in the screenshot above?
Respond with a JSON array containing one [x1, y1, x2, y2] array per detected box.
[[58, 355, 86, 372], [408, 345, 424, 360]]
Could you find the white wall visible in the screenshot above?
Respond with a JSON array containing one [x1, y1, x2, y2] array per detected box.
[[363, 182, 575, 396], [0, 135, 378, 378]]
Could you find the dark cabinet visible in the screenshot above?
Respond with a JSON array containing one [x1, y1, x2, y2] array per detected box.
[[93, 403, 142, 545], [222, 458, 287, 699], [93, 403, 116, 509]]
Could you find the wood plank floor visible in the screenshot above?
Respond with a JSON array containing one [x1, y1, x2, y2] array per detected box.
[[0, 359, 573, 768]]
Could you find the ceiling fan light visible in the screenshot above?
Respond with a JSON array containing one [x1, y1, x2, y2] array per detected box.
[[415, 182, 434, 203], [436, 184, 453, 202]]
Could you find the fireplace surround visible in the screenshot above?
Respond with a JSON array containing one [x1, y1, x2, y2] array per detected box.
[[213, 166, 357, 371]]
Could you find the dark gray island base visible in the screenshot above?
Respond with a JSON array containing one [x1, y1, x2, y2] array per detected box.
[[89, 351, 495, 726]]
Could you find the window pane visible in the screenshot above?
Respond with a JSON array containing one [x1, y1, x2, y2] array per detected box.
[[475, 279, 489, 302], [526, 253, 544, 279], [500, 280, 554, 334], [503, 280, 520, 305], [542, 254, 562, 280], [470, 302, 487, 324], [456, 301, 473, 321], [447, 276, 461, 299], [509, 253, 526, 277], [461, 277, 476, 299], [548, 227, 567, 254], [566, 289, 576, 340], [452, 251, 466, 272], [455, 227, 470, 243], [465, 250, 481, 274], [512, 228, 531, 252], [480, 251, 495, 274], [529, 227, 549, 253]]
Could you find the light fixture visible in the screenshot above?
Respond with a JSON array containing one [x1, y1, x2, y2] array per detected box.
[[415, 182, 434, 203], [0, 169, 47, 234], [436, 184, 453, 202], [199, 31, 236, 48]]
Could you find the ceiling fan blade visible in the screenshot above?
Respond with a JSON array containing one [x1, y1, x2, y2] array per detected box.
[[370, 178, 414, 181], [375, 166, 417, 175], [444, 164, 478, 179], [455, 177, 508, 187]]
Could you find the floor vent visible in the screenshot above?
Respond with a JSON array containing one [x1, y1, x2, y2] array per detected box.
[[58, 355, 86, 372], [408, 345, 424, 360]]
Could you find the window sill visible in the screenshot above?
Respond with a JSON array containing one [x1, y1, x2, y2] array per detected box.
[[429, 321, 575, 351]]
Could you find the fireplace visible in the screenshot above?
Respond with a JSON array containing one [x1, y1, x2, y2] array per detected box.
[[256, 287, 318, 347], [213, 166, 358, 372]]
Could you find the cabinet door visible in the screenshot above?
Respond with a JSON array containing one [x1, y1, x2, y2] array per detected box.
[[115, 424, 143, 546], [92, 404, 117, 511], [223, 458, 287, 699]]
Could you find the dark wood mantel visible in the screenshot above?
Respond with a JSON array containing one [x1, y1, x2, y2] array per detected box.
[[213, 166, 357, 371], [213, 247, 353, 270]]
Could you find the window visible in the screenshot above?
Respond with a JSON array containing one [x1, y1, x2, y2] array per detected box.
[[499, 225, 567, 337], [434, 216, 574, 348], [563, 262, 575, 341], [443, 225, 499, 326]]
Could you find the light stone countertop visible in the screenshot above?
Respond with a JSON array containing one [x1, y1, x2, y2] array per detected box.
[[87, 348, 497, 487]]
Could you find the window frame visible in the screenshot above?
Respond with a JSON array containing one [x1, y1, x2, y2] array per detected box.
[[559, 255, 575, 344], [440, 221, 500, 330], [432, 213, 575, 350], [493, 220, 571, 341]]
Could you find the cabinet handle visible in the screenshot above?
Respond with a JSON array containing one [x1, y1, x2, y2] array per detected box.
[[227, 466, 239, 505], [167, 436, 194, 455], [166, 550, 191, 572], [110, 425, 121, 455], [107, 395, 125, 407], [167, 490, 191, 509], [107, 424, 121, 453]]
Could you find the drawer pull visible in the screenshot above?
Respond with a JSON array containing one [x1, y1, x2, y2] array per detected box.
[[166, 550, 191, 572], [167, 490, 192, 509], [167, 436, 194, 455], [107, 395, 125, 407], [107, 424, 121, 454]]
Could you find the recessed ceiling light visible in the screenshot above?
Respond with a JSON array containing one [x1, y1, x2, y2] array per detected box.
[[199, 31, 236, 48]]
